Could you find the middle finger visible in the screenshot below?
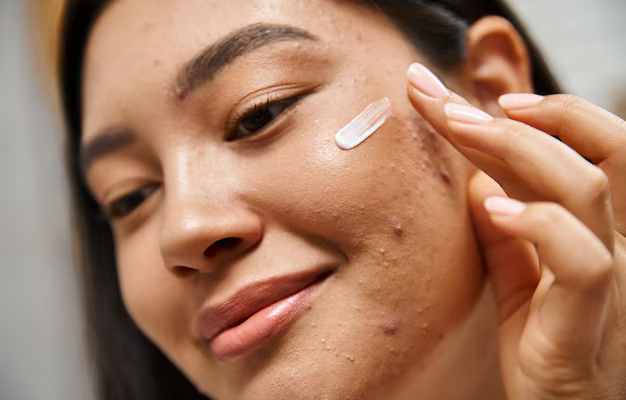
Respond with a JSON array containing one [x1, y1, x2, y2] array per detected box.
[[444, 103, 614, 250]]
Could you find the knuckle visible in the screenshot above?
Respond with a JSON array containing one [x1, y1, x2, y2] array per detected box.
[[572, 235, 614, 290], [585, 248, 614, 287], [557, 94, 588, 116], [498, 120, 526, 158], [579, 167, 610, 204], [519, 337, 599, 395], [527, 203, 566, 234], [615, 116, 626, 137]]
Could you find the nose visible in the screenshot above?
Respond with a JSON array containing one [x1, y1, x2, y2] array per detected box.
[[159, 196, 264, 275]]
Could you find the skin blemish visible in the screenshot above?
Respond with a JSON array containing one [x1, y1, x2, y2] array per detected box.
[[335, 98, 393, 150], [439, 163, 451, 185], [380, 315, 400, 336], [142, 21, 156, 31], [393, 223, 403, 238]]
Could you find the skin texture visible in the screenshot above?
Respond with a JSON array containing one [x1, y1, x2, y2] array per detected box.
[[80, 0, 626, 399], [80, 1, 544, 399], [408, 61, 626, 399]]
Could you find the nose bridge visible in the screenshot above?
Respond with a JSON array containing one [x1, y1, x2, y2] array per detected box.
[[158, 151, 263, 274]]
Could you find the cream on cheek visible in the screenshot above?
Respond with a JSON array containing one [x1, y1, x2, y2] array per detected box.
[[334, 98, 393, 150]]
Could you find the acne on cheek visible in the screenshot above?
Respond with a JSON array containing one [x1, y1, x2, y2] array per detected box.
[[380, 314, 401, 336], [334, 95, 457, 197]]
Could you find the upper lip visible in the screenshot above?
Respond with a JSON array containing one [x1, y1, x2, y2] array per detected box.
[[195, 267, 333, 343]]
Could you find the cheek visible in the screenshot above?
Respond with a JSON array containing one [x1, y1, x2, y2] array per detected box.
[[232, 107, 483, 395], [240, 97, 482, 312], [239, 98, 468, 257], [115, 227, 190, 349]]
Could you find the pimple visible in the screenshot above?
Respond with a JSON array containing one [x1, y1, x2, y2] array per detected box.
[[389, 217, 405, 239], [153, 59, 162, 68], [142, 21, 158, 32], [393, 223, 403, 238], [380, 315, 400, 336], [421, 322, 430, 336], [439, 164, 451, 185]]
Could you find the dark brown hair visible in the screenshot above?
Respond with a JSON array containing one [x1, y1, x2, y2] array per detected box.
[[58, 1, 560, 399]]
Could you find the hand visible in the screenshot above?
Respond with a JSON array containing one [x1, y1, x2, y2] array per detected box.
[[407, 63, 626, 400]]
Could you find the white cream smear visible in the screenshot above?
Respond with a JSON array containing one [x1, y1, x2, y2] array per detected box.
[[335, 98, 392, 150]]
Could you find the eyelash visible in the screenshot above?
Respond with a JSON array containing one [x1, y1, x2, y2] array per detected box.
[[227, 95, 304, 141], [105, 183, 160, 220], [104, 95, 304, 221]]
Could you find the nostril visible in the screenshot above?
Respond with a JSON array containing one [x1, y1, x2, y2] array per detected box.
[[204, 237, 242, 258], [172, 265, 197, 277]]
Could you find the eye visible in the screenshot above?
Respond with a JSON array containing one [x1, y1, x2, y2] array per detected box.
[[105, 183, 160, 220], [228, 96, 303, 141]]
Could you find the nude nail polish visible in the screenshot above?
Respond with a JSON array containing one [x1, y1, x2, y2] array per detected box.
[[444, 103, 493, 123], [407, 63, 449, 99], [484, 197, 526, 215], [498, 93, 544, 109]]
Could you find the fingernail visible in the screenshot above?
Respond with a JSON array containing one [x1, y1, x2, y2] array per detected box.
[[484, 197, 526, 215], [498, 93, 544, 109], [444, 103, 493, 123], [408, 63, 449, 99]]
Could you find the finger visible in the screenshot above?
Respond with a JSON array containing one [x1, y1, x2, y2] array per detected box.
[[499, 94, 625, 164], [407, 63, 614, 248], [443, 104, 615, 250], [468, 171, 540, 322], [407, 63, 543, 200], [500, 93, 626, 233], [485, 197, 614, 364]]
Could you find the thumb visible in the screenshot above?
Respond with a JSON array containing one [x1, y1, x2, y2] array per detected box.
[[468, 171, 540, 322]]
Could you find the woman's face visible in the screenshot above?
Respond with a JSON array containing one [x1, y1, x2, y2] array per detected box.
[[82, 0, 485, 398]]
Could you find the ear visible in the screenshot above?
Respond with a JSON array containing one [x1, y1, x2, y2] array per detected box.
[[465, 16, 533, 117]]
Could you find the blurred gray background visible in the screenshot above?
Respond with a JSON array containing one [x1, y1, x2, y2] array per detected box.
[[0, 0, 625, 399], [0, 1, 93, 400]]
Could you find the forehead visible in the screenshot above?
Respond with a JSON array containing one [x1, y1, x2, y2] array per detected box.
[[81, 0, 403, 141]]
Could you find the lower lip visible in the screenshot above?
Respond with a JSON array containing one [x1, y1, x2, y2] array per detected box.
[[210, 278, 326, 360]]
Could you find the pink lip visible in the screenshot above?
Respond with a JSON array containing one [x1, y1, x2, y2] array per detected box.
[[196, 268, 332, 360]]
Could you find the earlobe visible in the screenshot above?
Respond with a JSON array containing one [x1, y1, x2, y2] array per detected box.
[[465, 16, 533, 117]]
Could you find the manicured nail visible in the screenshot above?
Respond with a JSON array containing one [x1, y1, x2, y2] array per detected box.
[[498, 93, 544, 109], [407, 63, 449, 99], [444, 103, 493, 123], [484, 197, 526, 215]]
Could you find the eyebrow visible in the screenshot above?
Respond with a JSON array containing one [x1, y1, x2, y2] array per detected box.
[[175, 23, 317, 99], [81, 23, 317, 175], [80, 129, 135, 177]]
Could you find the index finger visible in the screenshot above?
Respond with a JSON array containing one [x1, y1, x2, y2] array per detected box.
[[499, 94, 626, 163]]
